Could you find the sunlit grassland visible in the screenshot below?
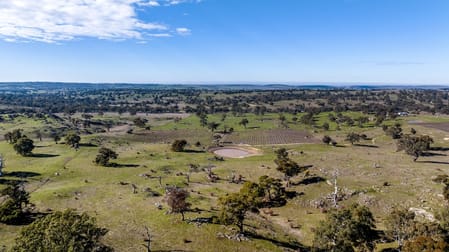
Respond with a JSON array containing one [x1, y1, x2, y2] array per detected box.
[[1, 112, 449, 251]]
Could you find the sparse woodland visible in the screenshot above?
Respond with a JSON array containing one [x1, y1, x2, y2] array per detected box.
[[1, 84, 449, 251]]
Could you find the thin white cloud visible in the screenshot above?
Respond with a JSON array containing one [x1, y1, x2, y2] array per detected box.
[[140, 0, 202, 7], [0, 0, 196, 43], [147, 33, 172, 37], [176, 27, 191, 36], [139, 1, 160, 6]]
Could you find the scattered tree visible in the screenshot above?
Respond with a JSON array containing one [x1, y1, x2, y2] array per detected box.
[[397, 135, 433, 161], [239, 118, 249, 129], [52, 134, 61, 144], [207, 122, 220, 132], [171, 139, 187, 152], [385, 123, 403, 139], [95, 147, 118, 166], [345, 132, 361, 145], [35, 131, 42, 141], [219, 192, 252, 234], [257, 175, 286, 207], [13, 137, 34, 156], [164, 187, 190, 221], [274, 148, 306, 187], [300, 112, 315, 125], [133, 117, 148, 128], [0, 184, 30, 224], [385, 207, 416, 248], [402, 236, 448, 252], [65, 132, 81, 148], [313, 203, 378, 251], [322, 135, 332, 145], [4, 129, 23, 144], [198, 113, 208, 127]]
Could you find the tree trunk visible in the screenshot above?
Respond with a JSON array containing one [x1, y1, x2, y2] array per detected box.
[[238, 222, 244, 234]]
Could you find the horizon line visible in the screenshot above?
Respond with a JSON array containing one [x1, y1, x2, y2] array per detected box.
[[1, 81, 449, 87]]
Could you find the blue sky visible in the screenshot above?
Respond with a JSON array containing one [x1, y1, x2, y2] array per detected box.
[[0, 0, 448, 84]]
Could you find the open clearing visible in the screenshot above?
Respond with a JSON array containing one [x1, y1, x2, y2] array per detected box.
[[410, 122, 449, 133], [223, 129, 318, 145], [211, 146, 262, 158]]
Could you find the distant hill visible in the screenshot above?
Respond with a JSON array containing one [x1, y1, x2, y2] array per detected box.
[[0, 82, 448, 91]]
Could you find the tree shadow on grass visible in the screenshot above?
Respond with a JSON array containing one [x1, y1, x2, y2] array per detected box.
[[417, 161, 449, 165], [108, 163, 140, 168], [354, 144, 379, 148], [183, 149, 206, 153], [4, 212, 48, 226], [79, 143, 98, 147], [421, 152, 447, 157], [153, 250, 193, 252], [30, 153, 60, 158], [7, 171, 41, 178], [245, 232, 310, 251], [430, 146, 449, 151], [0, 178, 25, 186], [296, 176, 326, 185]]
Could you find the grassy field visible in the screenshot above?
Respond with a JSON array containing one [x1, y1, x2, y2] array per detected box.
[[1, 112, 449, 251]]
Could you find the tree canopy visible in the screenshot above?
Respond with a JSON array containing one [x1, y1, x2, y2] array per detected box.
[[313, 203, 378, 252], [13, 209, 113, 252], [0, 184, 30, 224], [274, 148, 306, 187], [94, 147, 118, 166], [397, 134, 433, 161], [13, 137, 35, 156], [65, 132, 81, 148], [171, 139, 187, 152], [164, 187, 190, 221]]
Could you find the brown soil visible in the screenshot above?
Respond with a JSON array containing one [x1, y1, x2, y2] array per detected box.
[[411, 122, 449, 133], [210, 146, 262, 158]]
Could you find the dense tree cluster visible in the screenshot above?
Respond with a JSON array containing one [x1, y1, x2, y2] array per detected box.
[[1, 84, 448, 115]]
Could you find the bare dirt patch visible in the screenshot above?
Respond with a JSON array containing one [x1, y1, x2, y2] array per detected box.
[[210, 146, 261, 158], [224, 129, 318, 145], [410, 122, 449, 133]]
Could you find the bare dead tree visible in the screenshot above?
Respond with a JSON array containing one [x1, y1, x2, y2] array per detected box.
[[142, 226, 152, 252], [332, 169, 339, 208], [0, 155, 4, 177], [131, 184, 138, 194]]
